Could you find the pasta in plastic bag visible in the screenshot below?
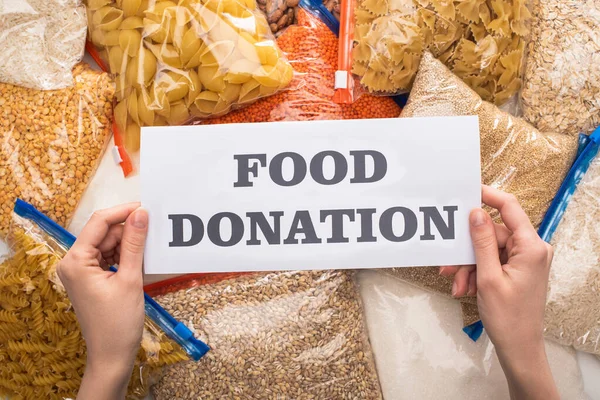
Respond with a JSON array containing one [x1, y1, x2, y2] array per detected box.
[[521, 0, 600, 137], [205, 0, 400, 124], [85, 0, 294, 158], [0, 63, 114, 237], [0, 0, 87, 90], [334, 0, 531, 104], [357, 270, 588, 400], [148, 270, 383, 399], [0, 201, 203, 400]]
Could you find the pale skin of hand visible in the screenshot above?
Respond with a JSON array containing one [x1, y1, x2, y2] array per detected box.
[[57, 203, 149, 400], [440, 185, 559, 400]]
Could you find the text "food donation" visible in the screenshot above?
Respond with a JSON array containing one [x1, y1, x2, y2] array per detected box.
[[168, 150, 459, 247]]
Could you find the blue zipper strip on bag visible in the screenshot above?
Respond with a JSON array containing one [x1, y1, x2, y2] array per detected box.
[[299, 0, 340, 35], [538, 127, 600, 243], [13, 199, 209, 361]]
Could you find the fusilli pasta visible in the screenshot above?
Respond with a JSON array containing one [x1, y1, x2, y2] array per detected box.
[[0, 214, 190, 400]]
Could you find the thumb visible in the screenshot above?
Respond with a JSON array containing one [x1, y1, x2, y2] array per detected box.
[[470, 208, 502, 282], [118, 208, 149, 281]]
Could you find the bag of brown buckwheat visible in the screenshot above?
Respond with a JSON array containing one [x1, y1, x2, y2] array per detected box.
[[147, 270, 383, 399]]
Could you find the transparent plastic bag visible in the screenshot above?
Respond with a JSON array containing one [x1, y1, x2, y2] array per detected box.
[[357, 270, 589, 400], [256, 0, 298, 33], [334, 0, 531, 104], [521, 0, 600, 137], [536, 129, 600, 355], [0, 0, 87, 90], [390, 52, 577, 338], [402, 52, 577, 227], [205, 0, 400, 124], [85, 0, 294, 157], [0, 200, 208, 400], [0, 63, 115, 237], [148, 270, 383, 399]]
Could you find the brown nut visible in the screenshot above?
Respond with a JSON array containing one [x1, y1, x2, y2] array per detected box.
[[268, 8, 283, 23], [286, 0, 299, 7]]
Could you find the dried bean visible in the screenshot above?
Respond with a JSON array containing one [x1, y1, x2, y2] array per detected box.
[[0, 63, 114, 235]]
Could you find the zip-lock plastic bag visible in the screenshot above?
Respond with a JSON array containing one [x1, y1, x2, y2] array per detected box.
[[0, 200, 209, 399], [0, 63, 115, 237], [520, 0, 600, 137], [389, 52, 577, 340], [459, 129, 600, 342], [402, 52, 577, 227], [357, 270, 588, 400], [334, 0, 531, 105], [205, 0, 400, 125], [85, 0, 294, 175], [535, 127, 600, 355], [148, 270, 383, 399], [0, 0, 87, 90]]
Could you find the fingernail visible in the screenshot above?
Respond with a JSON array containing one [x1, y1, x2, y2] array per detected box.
[[131, 209, 148, 229], [439, 267, 445, 275], [452, 281, 458, 297], [470, 209, 486, 227]]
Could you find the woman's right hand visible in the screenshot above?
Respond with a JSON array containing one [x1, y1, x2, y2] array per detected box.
[[441, 185, 559, 400]]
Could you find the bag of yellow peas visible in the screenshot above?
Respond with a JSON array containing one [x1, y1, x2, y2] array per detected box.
[[85, 0, 294, 166], [0, 199, 209, 399]]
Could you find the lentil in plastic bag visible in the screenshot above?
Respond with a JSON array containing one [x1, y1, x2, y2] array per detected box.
[[521, 0, 600, 137], [0, 63, 115, 237], [0, 0, 87, 90], [149, 270, 383, 399], [357, 270, 589, 400], [85, 0, 294, 156], [0, 202, 194, 400], [205, 0, 400, 124], [334, 0, 531, 104]]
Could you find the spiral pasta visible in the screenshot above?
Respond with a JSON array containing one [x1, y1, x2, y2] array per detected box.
[[0, 213, 190, 400]]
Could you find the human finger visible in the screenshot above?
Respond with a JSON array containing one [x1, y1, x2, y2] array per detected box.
[[452, 266, 472, 297], [117, 208, 149, 282], [98, 224, 124, 256], [75, 203, 141, 249], [467, 270, 477, 296], [481, 186, 536, 236], [470, 208, 503, 283], [439, 265, 459, 277], [494, 223, 511, 249]]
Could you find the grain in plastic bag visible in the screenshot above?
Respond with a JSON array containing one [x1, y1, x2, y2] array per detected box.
[[521, 0, 600, 137], [402, 52, 577, 227], [205, 0, 400, 124], [334, 0, 531, 104], [389, 52, 577, 331], [0, 0, 87, 90], [85, 0, 294, 156], [535, 129, 600, 355], [357, 270, 588, 400], [0, 63, 115, 237], [0, 201, 207, 400], [148, 270, 383, 399]]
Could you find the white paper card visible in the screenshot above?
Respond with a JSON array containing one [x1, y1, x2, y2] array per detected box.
[[141, 117, 481, 274]]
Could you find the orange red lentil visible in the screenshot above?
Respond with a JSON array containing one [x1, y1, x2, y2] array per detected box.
[[205, 7, 400, 125]]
